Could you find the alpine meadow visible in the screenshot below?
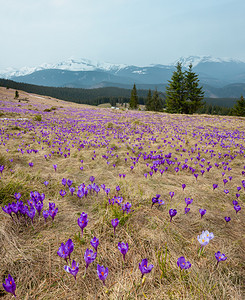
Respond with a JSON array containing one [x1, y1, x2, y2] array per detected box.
[[0, 85, 244, 299]]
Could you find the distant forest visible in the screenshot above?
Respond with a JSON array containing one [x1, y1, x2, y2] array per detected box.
[[0, 78, 239, 115]]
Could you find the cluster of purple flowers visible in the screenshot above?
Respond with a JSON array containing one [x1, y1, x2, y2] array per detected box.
[[108, 196, 132, 214], [2, 191, 58, 224], [151, 194, 165, 208]]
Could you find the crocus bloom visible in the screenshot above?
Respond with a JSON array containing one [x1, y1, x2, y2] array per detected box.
[[77, 212, 89, 237], [49, 207, 58, 221], [14, 193, 21, 201], [84, 249, 97, 269], [197, 230, 214, 247], [97, 264, 108, 286], [213, 184, 218, 190], [111, 218, 119, 235], [2, 274, 16, 297], [62, 178, 67, 187], [35, 201, 43, 216], [59, 189, 66, 197], [215, 251, 227, 266], [234, 205, 241, 214], [182, 184, 186, 190], [169, 191, 174, 199], [169, 209, 177, 222], [90, 176, 95, 183], [139, 258, 154, 278], [177, 257, 191, 269], [43, 210, 49, 222], [224, 216, 231, 222], [185, 198, 193, 206], [26, 207, 36, 223], [57, 242, 69, 261], [64, 260, 79, 280], [118, 242, 129, 261], [233, 200, 238, 206], [69, 187, 75, 196], [53, 164, 57, 171], [199, 209, 206, 218], [185, 207, 190, 214], [43, 181, 49, 186], [67, 179, 73, 187], [90, 237, 99, 252]]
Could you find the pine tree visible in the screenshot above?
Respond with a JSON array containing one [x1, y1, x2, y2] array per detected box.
[[145, 89, 152, 110], [185, 64, 204, 114], [166, 62, 186, 113], [151, 90, 162, 111], [233, 95, 245, 116], [129, 84, 138, 109]]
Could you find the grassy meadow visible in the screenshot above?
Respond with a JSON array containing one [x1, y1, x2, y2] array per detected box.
[[0, 87, 244, 299]]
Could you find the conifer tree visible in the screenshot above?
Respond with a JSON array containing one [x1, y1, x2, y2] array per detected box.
[[166, 62, 204, 114], [166, 62, 186, 113], [185, 64, 204, 114], [233, 95, 245, 116], [129, 84, 138, 109], [151, 90, 162, 111], [145, 89, 152, 110]]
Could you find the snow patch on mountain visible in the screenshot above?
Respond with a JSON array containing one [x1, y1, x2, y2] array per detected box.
[[173, 55, 243, 68]]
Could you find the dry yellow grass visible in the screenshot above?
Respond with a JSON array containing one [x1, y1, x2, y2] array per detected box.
[[0, 87, 244, 299]]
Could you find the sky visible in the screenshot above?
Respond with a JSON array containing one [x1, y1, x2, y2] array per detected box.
[[0, 0, 245, 70]]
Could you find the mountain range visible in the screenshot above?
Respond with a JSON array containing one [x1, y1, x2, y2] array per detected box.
[[1, 56, 245, 98]]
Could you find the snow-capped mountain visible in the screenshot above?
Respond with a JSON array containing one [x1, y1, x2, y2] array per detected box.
[[173, 55, 244, 68], [1, 56, 245, 96], [0, 58, 127, 79]]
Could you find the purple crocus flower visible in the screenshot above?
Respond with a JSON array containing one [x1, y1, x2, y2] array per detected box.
[[90, 237, 99, 252], [185, 207, 190, 214], [49, 207, 58, 221], [57, 242, 69, 261], [64, 260, 79, 280], [139, 258, 154, 278], [2, 274, 16, 298], [59, 189, 66, 197], [67, 179, 73, 187], [199, 209, 206, 219], [53, 164, 57, 172], [213, 184, 218, 190], [43, 210, 49, 222], [224, 189, 229, 195], [215, 251, 227, 267], [182, 184, 186, 191], [35, 201, 43, 216], [116, 185, 120, 192], [90, 176, 95, 183], [169, 191, 175, 199], [118, 242, 129, 261], [14, 193, 21, 201], [77, 212, 89, 237], [26, 207, 36, 224], [97, 264, 108, 286], [177, 257, 191, 269], [2, 203, 13, 219], [233, 200, 238, 206], [62, 178, 67, 187], [29, 162, 33, 167], [43, 181, 49, 187], [185, 198, 193, 207], [111, 218, 119, 235], [69, 187, 75, 196], [105, 188, 110, 196], [234, 205, 241, 214], [84, 249, 97, 270], [169, 209, 177, 222], [224, 216, 231, 223], [0, 165, 5, 174]]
